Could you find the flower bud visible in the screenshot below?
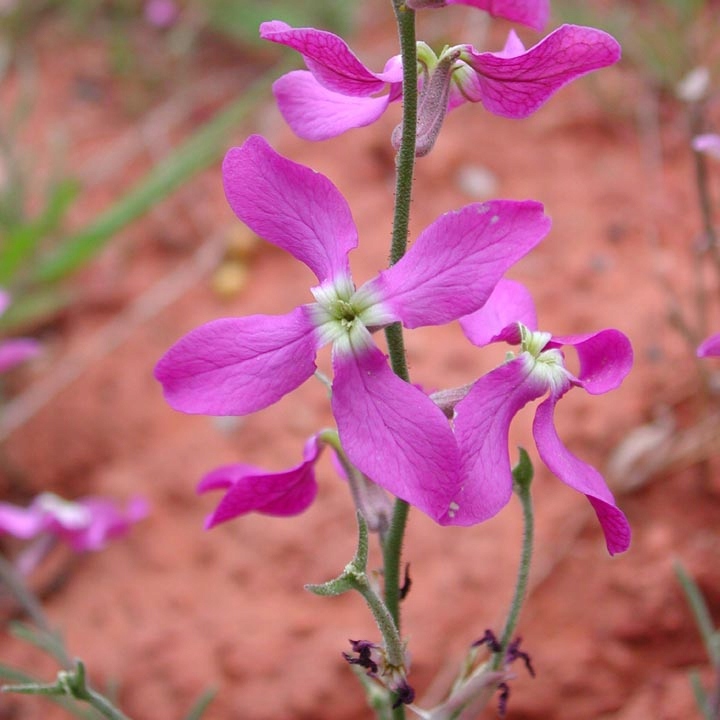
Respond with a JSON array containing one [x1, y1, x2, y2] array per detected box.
[[392, 50, 460, 157]]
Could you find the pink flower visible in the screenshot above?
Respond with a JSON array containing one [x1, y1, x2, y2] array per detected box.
[[697, 332, 720, 357], [0, 492, 148, 553], [0, 290, 40, 373], [448, 280, 632, 554], [197, 435, 323, 528], [155, 135, 551, 524], [406, 0, 550, 32], [260, 21, 620, 143], [144, 0, 178, 28]]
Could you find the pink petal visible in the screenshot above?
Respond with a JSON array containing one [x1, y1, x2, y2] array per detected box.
[[65, 497, 149, 551], [533, 398, 630, 554], [550, 329, 633, 395], [460, 278, 538, 347], [0, 290, 10, 316], [361, 200, 549, 328], [0, 338, 41, 373], [222, 135, 358, 282], [460, 25, 621, 118], [692, 134, 720, 160], [698, 332, 720, 357], [155, 307, 318, 416], [272, 71, 395, 141], [260, 21, 401, 94], [0, 503, 47, 539], [198, 436, 321, 527], [409, 0, 549, 31], [448, 356, 545, 525], [331, 344, 462, 522]]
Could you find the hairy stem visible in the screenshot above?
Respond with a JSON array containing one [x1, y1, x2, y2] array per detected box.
[[383, 4, 419, 719], [492, 476, 535, 667]]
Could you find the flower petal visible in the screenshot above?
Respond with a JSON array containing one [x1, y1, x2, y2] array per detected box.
[[331, 344, 462, 522], [0, 338, 40, 373], [448, 355, 545, 525], [533, 397, 630, 554], [260, 21, 401, 94], [550, 329, 633, 395], [693, 133, 720, 160], [66, 497, 149, 551], [155, 307, 318, 416], [223, 135, 358, 282], [460, 25, 621, 118], [698, 332, 720, 357], [272, 71, 394, 141], [0, 503, 47, 539], [408, 0, 549, 31], [198, 436, 321, 527], [459, 278, 538, 347], [359, 200, 549, 328]]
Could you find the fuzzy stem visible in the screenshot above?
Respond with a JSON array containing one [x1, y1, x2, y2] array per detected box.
[[492, 475, 535, 667], [383, 5, 419, 719]]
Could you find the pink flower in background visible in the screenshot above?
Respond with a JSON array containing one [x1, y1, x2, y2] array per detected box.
[[692, 133, 720, 160], [697, 332, 720, 357], [0, 290, 40, 373], [197, 435, 323, 528], [0, 492, 148, 553], [406, 0, 550, 32], [144, 0, 178, 29], [155, 135, 551, 523], [447, 280, 633, 554], [260, 21, 620, 142]]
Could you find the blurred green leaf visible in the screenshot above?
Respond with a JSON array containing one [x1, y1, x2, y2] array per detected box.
[[0, 179, 79, 285], [202, 0, 356, 46], [33, 59, 285, 284], [182, 688, 217, 720]]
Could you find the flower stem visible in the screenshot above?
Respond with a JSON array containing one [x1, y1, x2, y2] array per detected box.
[[492, 470, 535, 667], [383, 5, 418, 719]]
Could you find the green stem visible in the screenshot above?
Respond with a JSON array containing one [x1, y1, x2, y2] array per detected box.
[[492, 476, 534, 668], [383, 5, 418, 718]]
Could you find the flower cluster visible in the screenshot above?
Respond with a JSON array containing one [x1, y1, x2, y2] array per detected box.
[[155, 2, 632, 563]]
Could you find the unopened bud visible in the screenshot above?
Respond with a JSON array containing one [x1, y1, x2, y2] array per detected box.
[[392, 50, 460, 157]]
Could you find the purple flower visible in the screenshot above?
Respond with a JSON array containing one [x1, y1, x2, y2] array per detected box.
[[197, 435, 322, 528], [697, 332, 720, 357], [447, 280, 632, 554], [0, 492, 148, 553], [406, 0, 550, 32], [260, 21, 620, 143], [155, 135, 551, 524], [0, 290, 40, 373]]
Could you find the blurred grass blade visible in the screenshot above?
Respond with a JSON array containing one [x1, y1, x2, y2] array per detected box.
[[0, 178, 80, 284], [33, 61, 285, 284], [8, 621, 69, 667], [182, 688, 217, 720], [674, 560, 720, 665]]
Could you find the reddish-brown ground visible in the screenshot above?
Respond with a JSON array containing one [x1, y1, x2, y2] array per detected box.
[[1, 4, 719, 720]]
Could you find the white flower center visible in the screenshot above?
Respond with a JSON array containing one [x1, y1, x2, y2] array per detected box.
[[310, 275, 391, 356], [518, 324, 573, 396], [36, 492, 91, 529]]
